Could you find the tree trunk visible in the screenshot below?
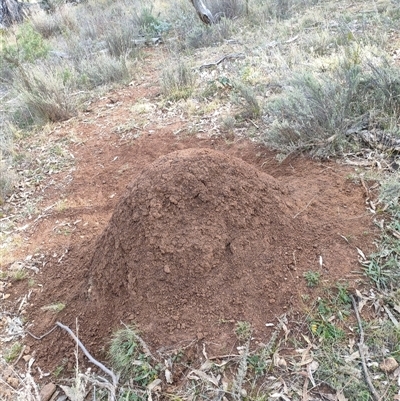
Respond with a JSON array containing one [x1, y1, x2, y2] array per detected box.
[[190, 0, 214, 25], [0, 0, 23, 27]]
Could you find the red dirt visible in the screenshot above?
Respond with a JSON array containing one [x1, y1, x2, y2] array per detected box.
[[3, 78, 376, 378]]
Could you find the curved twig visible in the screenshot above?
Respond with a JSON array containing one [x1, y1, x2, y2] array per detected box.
[[56, 322, 118, 389], [26, 325, 57, 340]]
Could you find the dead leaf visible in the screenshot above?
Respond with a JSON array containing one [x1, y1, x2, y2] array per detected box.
[[383, 305, 400, 328], [148, 378, 162, 391], [356, 247, 366, 261], [270, 393, 291, 400], [199, 360, 213, 371], [345, 350, 360, 363], [273, 351, 287, 369], [188, 369, 219, 387], [348, 337, 355, 353], [164, 369, 173, 384]]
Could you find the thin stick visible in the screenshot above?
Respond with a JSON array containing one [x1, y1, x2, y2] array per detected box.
[[350, 295, 380, 401], [293, 196, 316, 219], [26, 325, 57, 340], [56, 321, 118, 389], [360, 177, 371, 200]]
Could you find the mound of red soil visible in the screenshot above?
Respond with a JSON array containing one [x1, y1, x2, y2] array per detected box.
[[73, 146, 362, 353], [24, 140, 375, 370], [89, 148, 303, 345]]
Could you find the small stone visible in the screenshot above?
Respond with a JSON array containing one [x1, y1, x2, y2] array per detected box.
[[22, 355, 32, 362], [3, 294, 10, 299], [40, 382, 57, 401], [164, 265, 171, 274], [24, 345, 31, 354], [380, 357, 399, 373]]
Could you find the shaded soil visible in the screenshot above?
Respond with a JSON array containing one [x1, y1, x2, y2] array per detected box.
[[2, 81, 376, 378]]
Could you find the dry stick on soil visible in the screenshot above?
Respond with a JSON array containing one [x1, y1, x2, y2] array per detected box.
[[26, 325, 57, 340], [55, 322, 119, 391], [293, 196, 316, 219], [350, 295, 380, 401]]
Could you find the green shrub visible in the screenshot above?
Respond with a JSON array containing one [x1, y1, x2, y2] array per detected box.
[[233, 81, 261, 119], [134, 6, 171, 37], [171, 8, 234, 50], [208, 0, 246, 20], [1, 22, 50, 65], [303, 270, 321, 287], [263, 50, 400, 156], [4, 342, 23, 363]]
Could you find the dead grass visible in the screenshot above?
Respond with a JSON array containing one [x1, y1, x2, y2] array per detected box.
[[161, 58, 196, 101]]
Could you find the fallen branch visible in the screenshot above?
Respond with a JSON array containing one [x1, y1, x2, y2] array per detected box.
[[190, 0, 214, 24], [56, 322, 118, 390], [350, 295, 380, 401]]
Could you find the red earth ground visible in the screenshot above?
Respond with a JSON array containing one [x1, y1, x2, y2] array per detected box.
[[2, 69, 377, 387]]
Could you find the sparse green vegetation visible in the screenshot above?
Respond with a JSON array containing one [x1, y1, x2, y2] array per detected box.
[[11, 268, 27, 281], [264, 48, 400, 156], [53, 364, 64, 378], [0, 22, 50, 65], [234, 320, 252, 340], [4, 342, 23, 363], [303, 270, 321, 287], [109, 325, 160, 386], [363, 175, 400, 289]]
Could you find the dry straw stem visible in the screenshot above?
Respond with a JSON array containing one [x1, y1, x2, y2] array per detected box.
[[350, 295, 380, 401], [18, 358, 41, 401]]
